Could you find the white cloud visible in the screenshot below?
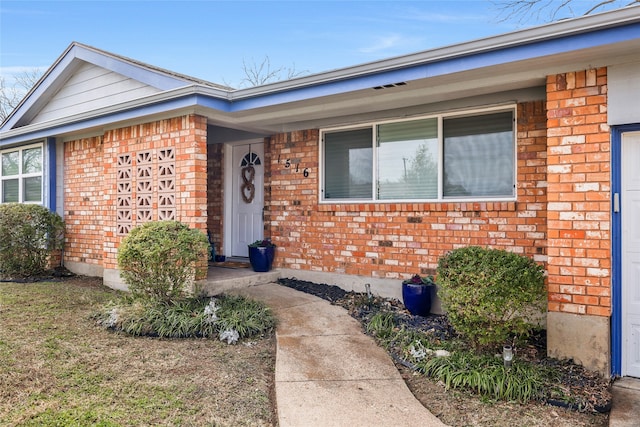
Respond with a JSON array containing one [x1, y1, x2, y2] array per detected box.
[[0, 66, 46, 74], [407, 11, 487, 24], [359, 34, 419, 54]]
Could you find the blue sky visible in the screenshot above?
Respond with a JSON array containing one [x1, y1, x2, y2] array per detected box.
[[0, 1, 627, 89]]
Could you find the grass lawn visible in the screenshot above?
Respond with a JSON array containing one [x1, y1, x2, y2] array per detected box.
[[0, 277, 276, 426]]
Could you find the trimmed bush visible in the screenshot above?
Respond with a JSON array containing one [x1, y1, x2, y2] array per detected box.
[[0, 203, 65, 278], [117, 221, 210, 303], [436, 246, 546, 350]]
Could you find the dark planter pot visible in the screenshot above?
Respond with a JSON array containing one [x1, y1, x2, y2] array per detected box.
[[402, 283, 434, 316], [248, 246, 275, 272]]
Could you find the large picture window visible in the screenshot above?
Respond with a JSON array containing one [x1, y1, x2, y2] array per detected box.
[[1, 144, 44, 204], [321, 109, 515, 202]]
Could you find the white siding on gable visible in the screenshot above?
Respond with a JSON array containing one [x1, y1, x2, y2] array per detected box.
[[32, 62, 161, 124], [609, 61, 640, 126]]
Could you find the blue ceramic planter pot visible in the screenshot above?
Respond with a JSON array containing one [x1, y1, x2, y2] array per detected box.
[[248, 246, 275, 272], [402, 283, 434, 316]]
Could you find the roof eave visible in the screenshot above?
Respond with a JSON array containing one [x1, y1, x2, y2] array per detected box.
[[230, 6, 640, 100], [0, 85, 231, 146]]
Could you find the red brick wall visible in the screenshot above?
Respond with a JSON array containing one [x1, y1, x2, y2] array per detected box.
[[63, 115, 208, 273], [207, 142, 224, 256], [266, 102, 547, 280], [546, 68, 611, 317], [63, 136, 105, 266]]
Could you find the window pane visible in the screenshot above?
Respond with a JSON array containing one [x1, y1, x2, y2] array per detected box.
[[443, 112, 514, 198], [23, 176, 42, 202], [377, 118, 438, 200], [22, 147, 43, 174], [2, 179, 19, 203], [2, 151, 19, 176], [324, 129, 372, 199]]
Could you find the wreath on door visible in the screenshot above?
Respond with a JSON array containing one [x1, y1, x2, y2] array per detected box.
[[241, 165, 256, 203]]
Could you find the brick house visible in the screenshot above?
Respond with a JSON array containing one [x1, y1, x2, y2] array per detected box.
[[1, 8, 639, 377]]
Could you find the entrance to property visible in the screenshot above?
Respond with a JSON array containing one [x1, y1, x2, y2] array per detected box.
[[622, 131, 640, 378], [229, 142, 264, 258]]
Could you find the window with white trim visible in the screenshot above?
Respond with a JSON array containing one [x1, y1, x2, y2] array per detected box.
[[321, 109, 515, 202], [1, 143, 44, 204]]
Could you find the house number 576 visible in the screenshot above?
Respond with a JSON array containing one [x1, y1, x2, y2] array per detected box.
[[279, 156, 310, 178]]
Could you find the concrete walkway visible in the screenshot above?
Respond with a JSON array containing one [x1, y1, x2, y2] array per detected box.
[[609, 377, 640, 427], [232, 282, 446, 427]]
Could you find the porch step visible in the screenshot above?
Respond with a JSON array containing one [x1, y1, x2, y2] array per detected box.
[[200, 266, 281, 296], [610, 377, 640, 427]]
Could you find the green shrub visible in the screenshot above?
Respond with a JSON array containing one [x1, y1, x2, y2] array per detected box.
[[0, 203, 65, 278], [117, 221, 209, 303], [436, 246, 546, 350]]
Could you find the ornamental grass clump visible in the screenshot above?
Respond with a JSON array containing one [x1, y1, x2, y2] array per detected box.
[[436, 246, 546, 350], [418, 350, 555, 404], [0, 203, 65, 278], [95, 295, 276, 342]]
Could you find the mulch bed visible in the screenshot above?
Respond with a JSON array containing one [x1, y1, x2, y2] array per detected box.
[[277, 277, 612, 413]]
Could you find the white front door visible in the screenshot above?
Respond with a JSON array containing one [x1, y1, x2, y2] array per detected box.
[[622, 131, 640, 378], [230, 142, 264, 258]]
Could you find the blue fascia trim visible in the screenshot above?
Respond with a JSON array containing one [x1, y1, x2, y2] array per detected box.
[[611, 126, 623, 376], [47, 137, 56, 212], [228, 22, 640, 112], [192, 93, 233, 112], [610, 122, 640, 376], [0, 94, 229, 147]]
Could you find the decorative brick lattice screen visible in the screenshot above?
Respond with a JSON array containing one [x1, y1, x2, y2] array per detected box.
[[116, 154, 133, 236], [136, 151, 153, 223], [157, 148, 176, 221], [116, 148, 177, 235]]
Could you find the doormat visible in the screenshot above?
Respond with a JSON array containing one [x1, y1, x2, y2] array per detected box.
[[210, 261, 250, 269]]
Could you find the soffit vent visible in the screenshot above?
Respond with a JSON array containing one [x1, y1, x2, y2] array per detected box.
[[373, 82, 407, 90]]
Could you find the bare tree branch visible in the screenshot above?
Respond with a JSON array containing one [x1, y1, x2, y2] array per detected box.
[[0, 69, 42, 123], [225, 56, 308, 88], [584, 0, 638, 15], [0, 77, 24, 123], [494, 0, 639, 24]]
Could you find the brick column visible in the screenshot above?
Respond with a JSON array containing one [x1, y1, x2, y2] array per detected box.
[[546, 68, 611, 374], [207, 143, 224, 258], [63, 136, 105, 275]]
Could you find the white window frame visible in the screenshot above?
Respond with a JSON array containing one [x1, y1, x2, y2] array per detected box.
[[1, 142, 45, 204], [319, 105, 517, 204]]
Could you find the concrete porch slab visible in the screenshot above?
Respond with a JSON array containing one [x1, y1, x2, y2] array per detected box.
[[200, 266, 280, 295]]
